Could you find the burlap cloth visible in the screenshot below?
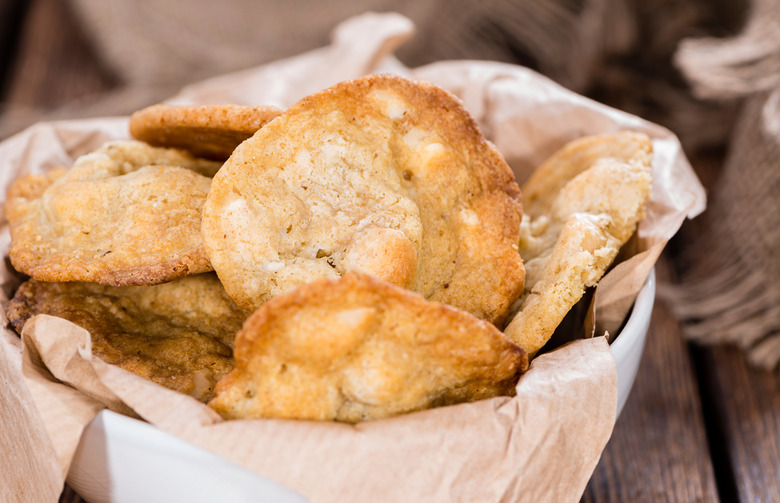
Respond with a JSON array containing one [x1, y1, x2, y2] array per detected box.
[[0, 3, 774, 361], [666, 0, 780, 369]]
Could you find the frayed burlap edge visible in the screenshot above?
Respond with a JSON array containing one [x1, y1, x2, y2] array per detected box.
[[659, 253, 780, 369], [659, 94, 780, 369], [666, 0, 780, 369], [675, 0, 780, 100]]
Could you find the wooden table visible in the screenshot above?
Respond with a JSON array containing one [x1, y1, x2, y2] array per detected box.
[[2, 1, 778, 501]]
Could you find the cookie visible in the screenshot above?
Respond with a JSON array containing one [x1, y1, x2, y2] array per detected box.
[[521, 131, 652, 219], [6, 273, 249, 402], [129, 104, 283, 161], [5, 140, 220, 286], [201, 74, 524, 323], [208, 273, 527, 423], [504, 133, 653, 357]]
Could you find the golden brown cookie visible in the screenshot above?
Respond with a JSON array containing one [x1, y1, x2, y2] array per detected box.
[[201, 74, 524, 323], [129, 104, 283, 161], [5, 140, 221, 286], [521, 131, 652, 219], [5, 167, 69, 201], [208, 273, 527, 423], [6, 273, 250, 402], [504, 133, 653, 357]]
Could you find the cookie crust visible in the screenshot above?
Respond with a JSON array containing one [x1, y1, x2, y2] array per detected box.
[[5, 140, 219, 286], [130, 104, 282, 160], [202, 74, 524, 323], [208, 273, 527, 422]]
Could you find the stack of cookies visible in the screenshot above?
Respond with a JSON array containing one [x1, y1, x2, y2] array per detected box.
[[3, 74, 652, 422]]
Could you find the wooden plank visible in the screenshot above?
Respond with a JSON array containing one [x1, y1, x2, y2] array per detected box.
[[694, 346, 780, 501], [583, 255, 720, 502], [0, 0, 30, 96], [0, 0, 116, 138], [673, 146, 780, 501]]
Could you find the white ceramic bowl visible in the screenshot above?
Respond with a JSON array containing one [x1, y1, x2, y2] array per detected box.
[[611, 268, 655, 417], [68, 411, 310, 503], [67, 269, 655, 503]]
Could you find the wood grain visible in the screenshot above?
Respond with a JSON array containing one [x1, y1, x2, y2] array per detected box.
[[0, 0, 116, 139], [675, 147, 780, 502], [0, 0, 29, 96], [694, 342, 780, 502], [583, 256, 720, 502]]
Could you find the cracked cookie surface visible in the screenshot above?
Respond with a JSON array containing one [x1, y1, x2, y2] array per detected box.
[[5, 140, 220, 286], [504, 132, 653, 357], [6, 273, 249, 402], [208, 273, 527, 423], [202, 74, 524, 323]]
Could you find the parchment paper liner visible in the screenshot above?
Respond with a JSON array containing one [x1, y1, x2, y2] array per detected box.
[[0, 12, 705, 503]]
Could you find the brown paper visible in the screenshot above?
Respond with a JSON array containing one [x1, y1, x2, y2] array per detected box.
[[0, 12, 705, 503], [0, 328, 63, 503], [20, 314, 617, 503]]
